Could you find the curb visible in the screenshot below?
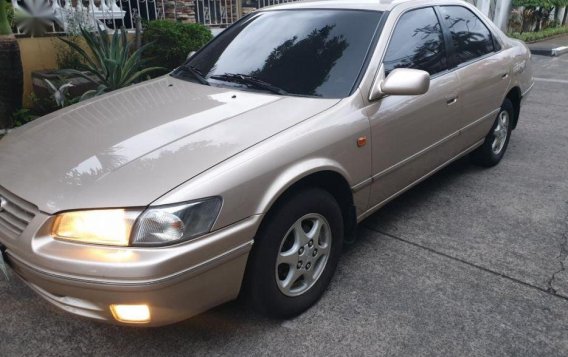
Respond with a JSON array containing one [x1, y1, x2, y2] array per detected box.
[[552, 46, 568, 56], [530, 46, 568, 57]]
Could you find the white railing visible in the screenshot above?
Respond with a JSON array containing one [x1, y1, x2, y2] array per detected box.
[[10, 0, 302, 35], [195, 0, 236, 27], [256, 0, 297, 8], [11, 0, 518, 36], [13, 0, 167, 35], [194, 0, 300, 27]]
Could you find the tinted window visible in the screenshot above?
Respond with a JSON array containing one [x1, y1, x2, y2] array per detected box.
[[383, 7, 447, 76], [178, 10, 383, 98], [440, 6, 495, 64]]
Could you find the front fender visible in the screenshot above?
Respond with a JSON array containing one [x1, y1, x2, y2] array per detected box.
[[255, 158, 353, 217], [152, 97, 372, 232]]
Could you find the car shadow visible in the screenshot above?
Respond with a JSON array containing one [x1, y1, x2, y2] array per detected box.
[[352, 155, 486, 238]]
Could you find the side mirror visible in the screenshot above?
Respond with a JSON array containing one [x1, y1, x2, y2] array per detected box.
[[369, 68, 430, 101], [187, 51, 197, 60]]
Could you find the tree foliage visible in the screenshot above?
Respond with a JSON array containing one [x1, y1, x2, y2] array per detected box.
[[513, 0, 568, 7]]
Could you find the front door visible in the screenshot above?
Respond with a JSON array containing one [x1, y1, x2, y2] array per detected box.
[[365, 6, 463, 208]]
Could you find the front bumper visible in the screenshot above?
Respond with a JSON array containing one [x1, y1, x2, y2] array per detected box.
[[1, 214, 260, 327]]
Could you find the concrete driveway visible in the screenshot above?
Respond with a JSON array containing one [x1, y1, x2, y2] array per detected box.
[[1, 56, 567, 357]]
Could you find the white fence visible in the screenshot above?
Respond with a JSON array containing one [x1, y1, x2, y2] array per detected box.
[[12, 0, 168, 35], [12, 0, 301, 35], [194, 0, 236, 27], [12, 0, 513, 35]]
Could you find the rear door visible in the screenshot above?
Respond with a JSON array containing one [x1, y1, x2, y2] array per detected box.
[[438, 5, 511, 146]]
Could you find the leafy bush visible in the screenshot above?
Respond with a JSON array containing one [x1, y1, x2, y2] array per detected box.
[[55, 36, 85, 70], [4, 1, 13, 27], [11, 108, 37, 127], [8, 93, 55, 128], [142, 20, 213, 72], [28, 93, 58, 118], [512, 1, 568, 32], [59, 26, 164, 101], [509, 25, 568, 42]]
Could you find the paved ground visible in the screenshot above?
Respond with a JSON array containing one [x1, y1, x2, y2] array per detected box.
[[1, 56, 568, 356], [528, 34, 568, 56], [529, 33, 568, 47]]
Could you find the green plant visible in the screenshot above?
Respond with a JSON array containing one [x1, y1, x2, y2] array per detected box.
[[509, 25, 568, 42], [58, 26, 164, 100], [28, 92, 58, 117], [513, 0, 568, 32], [3, 1, 12, 27], [142, 20, 213, 72], [55, 35, 85, 70], [44, 78, 75, 107], [11, 108, 37, 127], [0, 0, 23, 129]]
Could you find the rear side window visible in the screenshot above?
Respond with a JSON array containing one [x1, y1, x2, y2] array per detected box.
[[439, 6, 495, 65], [383, 7, 447, 76]]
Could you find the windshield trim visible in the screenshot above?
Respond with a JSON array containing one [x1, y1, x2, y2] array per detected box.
[[177, 8, 386, 99]]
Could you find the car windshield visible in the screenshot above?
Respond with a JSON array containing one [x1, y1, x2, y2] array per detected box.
[[174, 9, 383, 98]]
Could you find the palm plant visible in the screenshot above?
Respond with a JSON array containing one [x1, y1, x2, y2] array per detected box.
[[59, 26, 164, 101], [0, 0, 23, 129]]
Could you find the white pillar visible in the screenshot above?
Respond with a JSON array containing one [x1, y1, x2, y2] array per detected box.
[[556, 7, 566, 24], [494, 0, 513, 31], [478, 0, 491, 17]]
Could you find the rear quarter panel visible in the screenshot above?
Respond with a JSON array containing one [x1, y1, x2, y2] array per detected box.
[[508, 39, 534, 97]]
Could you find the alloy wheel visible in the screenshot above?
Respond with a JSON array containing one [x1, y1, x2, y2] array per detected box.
[[275, 213, 332, 297], [492, 110, 510, 155]]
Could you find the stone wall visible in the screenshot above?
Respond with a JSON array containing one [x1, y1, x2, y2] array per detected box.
[[164, 0, 197, 23]]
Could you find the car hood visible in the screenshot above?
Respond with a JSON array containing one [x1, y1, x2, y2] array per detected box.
[[0, 77, 339, 214]]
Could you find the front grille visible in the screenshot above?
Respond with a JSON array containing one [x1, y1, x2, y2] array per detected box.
[[0, 186, 38, 239]]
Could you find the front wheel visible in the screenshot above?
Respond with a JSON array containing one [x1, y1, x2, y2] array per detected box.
[[471, 98, 514, 167], [244, 188, 344, 318]]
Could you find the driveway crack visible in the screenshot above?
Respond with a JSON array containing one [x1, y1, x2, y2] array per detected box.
[[547, 202, 568, 295], [363, 224, 568, 302]]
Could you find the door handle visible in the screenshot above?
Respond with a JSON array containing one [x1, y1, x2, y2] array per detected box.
[[502, 73, 509, 79], [446, 96, 458, 106]]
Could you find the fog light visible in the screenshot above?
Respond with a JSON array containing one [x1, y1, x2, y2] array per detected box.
[[110, 304, 151, 323]]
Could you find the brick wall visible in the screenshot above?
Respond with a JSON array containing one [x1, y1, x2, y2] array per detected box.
[[164, 0, 197, 23]]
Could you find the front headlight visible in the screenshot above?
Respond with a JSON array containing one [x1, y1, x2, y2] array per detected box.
[[131, 198, 222, 246], [52, 209, 140, 246], [51, 198, 222, 247]]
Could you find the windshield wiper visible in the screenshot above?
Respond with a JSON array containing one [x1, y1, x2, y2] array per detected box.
[[210, 73, 288, 95], [173, 65, 210, 86]]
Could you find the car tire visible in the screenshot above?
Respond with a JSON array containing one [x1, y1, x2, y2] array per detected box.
[[471, 98, 514, 167], [244, 187, 344, 318]]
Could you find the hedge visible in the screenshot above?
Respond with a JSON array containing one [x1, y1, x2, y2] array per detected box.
[[142, 20, 213, 73], [509, 26, 568, 42]]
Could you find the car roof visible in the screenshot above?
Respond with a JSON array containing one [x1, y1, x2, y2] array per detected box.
[[262, 0, 467, 12]]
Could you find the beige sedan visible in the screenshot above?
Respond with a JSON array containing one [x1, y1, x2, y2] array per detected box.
[[0, 0, 533, 326]]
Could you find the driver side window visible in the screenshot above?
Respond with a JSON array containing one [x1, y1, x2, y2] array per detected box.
[[383, 7, 448, 76]]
